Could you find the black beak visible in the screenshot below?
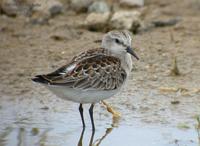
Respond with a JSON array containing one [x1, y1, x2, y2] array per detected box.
[[126, 47, 139, 60]]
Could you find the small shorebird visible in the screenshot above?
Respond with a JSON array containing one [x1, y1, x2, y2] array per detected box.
[[32, 30, 139, 131]]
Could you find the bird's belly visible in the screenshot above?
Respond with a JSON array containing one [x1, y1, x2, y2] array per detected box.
[[46, 86, 119, 103]]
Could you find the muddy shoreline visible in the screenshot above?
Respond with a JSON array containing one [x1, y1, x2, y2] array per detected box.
[[0, 0, 200, 145]]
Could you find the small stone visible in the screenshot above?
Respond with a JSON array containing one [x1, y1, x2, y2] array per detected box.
[[110, 10, 141, 32], [49, 1, 63, 16], [70, 0, 92, 13], [29, 12, 50, 25], [50, 35, 67, 41], [119, 0, 144, 7], [28, 0, 63, 24], [152, 17, 180, 27], [40, 106, 49, 110], [84, 12, 110, 31], [1, 0, 19, 16], [171, 100, 180, 105], [31, 128, 39, 136], [88, 1, 110, 13], [31, 0, 63, 16]]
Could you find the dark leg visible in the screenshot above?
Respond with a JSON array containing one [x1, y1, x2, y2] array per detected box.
[[79, 104, 85, 128], [89, 104, 95, 131]]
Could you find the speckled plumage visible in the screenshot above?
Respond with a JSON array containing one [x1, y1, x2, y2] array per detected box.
[[32, 30, 139, 130], [36, 48, 127, 91]]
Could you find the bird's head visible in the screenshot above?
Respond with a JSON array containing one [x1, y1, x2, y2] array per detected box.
[[101, 30, 139, 60]]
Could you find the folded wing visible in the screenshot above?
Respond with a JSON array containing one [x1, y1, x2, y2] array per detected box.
[[32, 49, 127, 91]]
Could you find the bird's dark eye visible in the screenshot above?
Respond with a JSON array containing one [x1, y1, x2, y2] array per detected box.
[[115, 39, 120, 44]]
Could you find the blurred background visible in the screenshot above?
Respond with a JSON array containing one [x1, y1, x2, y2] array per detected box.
[[0, 0, 200, 146]]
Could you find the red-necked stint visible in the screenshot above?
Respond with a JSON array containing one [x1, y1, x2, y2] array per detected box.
[[32, 30, 139, 131]]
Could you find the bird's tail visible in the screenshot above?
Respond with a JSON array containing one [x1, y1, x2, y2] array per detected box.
[[32, 75, 49, 84]]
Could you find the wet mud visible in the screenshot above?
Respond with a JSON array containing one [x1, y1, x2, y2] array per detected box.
[[0, 0, 200, 145]]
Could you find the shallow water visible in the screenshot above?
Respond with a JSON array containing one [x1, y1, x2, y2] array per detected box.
[[0, 96, 198, 146], [0, 125, 198, 146]]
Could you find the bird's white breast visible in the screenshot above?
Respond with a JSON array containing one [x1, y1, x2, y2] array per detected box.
[[46, 85, 121, 103]]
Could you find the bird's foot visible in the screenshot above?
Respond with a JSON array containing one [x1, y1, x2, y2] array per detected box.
[[101, 101, 121, 118]]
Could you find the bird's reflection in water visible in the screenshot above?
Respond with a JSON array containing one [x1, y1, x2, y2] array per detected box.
[[77, 117, 120, 146]]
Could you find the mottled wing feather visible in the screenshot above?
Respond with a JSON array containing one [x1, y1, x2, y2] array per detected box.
[[38, 48, 127, 91], [71, 55, 127, 90], [71, 48, 107, 62], [40, 48, 106, 84]]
